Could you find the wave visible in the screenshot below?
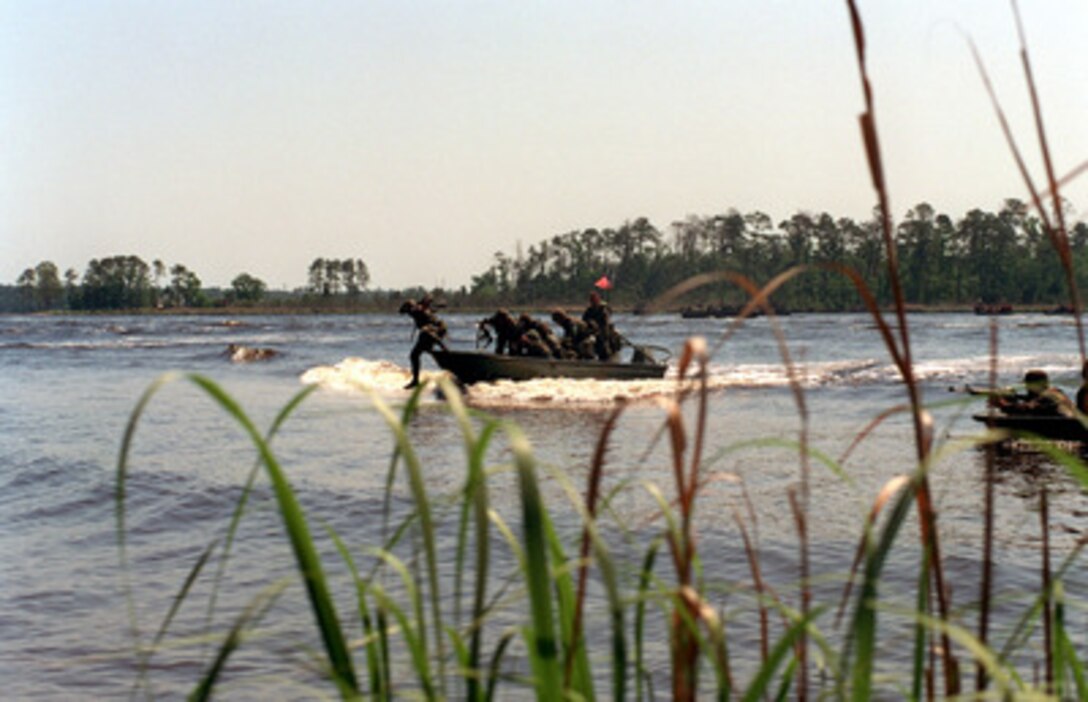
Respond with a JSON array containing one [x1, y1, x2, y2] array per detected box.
[[301, 358, 430, 396], [302, 351, 1088, 410]]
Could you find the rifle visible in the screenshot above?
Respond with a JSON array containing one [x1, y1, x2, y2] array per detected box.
[[961, 384, 1016, 397]]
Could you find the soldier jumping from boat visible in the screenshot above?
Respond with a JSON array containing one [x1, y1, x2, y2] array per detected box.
[[399, 298, 449, 389]]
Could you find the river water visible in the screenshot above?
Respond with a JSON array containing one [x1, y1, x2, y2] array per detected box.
[[2, 311, 1085, 698]]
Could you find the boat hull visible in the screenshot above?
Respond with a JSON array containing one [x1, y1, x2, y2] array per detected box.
[[973, 413, 1088, 442], [431, 350, 668, 384]]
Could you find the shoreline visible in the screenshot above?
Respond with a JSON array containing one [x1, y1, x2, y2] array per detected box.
[[4, 303, 1079, 317]]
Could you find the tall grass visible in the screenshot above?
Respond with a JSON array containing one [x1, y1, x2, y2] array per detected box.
[[115, 2, 1088, 699]]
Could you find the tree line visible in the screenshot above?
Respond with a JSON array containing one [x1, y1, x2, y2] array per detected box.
[[5, 256, 371, 312], [8, 200, 1087, 313], [469, 199, 1088, 311]]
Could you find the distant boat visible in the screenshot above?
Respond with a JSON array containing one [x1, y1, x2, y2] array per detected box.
[[431, 349, 668, 385], [974, 303, 1013, 315], [973, 412, 1088, 442], [680, 305, 714, 319], [680, 304, 787, 319]]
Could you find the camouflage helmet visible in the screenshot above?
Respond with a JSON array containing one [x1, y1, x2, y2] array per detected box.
[[1024, 369, 1049, 391]]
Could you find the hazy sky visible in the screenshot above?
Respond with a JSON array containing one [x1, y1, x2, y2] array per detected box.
[[3, 1, 1086, 290]]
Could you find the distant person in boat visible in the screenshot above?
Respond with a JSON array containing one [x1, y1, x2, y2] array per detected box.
[[582, 291, 622, 360], [991, 369, 1074, 417], [551, 309, 597, 360], [516, 313, 562, 358], [399, 298, 449, 389], [478, 309, 521, 355], [1077, 361, 1088, 414]]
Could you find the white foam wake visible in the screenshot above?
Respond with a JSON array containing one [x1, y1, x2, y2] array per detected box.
[[300, 357, 693, 408], [300, 358, 439, 396]]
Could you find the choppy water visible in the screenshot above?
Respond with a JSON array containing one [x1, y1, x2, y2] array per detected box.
[[2, 311, 1086, 698]]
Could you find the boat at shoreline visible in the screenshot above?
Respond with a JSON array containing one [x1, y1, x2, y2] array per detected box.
[[972, 412, 1088, 442], [431, 349, 668, 384]]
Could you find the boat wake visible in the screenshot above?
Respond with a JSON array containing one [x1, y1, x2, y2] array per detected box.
[[301, 358, 431, 396], [300, 352, 1088, 410], [300, 356, 888, 409], [300, 357, 687, 408]]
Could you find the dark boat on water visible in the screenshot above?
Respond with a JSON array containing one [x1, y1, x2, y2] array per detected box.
[[974, 303, 1014, 316], [972, 413, 1088, 442], [680, 304, 789, 319], [431, 349, 668, 384]]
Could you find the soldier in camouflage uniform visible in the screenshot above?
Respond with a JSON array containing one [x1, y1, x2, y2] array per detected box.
[[517, 328, 552, 357], [399, 298, 448, 389], [581, 291, 622, 361], [478, 309, 521, 355], [516, 313, 563, 358], [992, 369, 1074, 417], [551, 309, 597, 360]]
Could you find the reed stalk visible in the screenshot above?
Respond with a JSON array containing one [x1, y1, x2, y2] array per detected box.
[[976, 321, 999, 693], [843, 2, 958, 694]]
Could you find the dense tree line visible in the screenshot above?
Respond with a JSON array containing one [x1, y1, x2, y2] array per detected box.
[[469, 200, 1088, 311], [5, 255, 370, 312], [10, 256, 214, 311], [9, 202, 1087, 313]]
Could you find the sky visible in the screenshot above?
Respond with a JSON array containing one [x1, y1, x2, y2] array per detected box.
[[2, 1, 1086, 291]]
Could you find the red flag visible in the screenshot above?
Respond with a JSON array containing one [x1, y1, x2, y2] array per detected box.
[[594, 275, 612, 290]]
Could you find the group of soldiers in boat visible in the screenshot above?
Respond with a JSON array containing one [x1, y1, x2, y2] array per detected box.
[[398, 291, 625, 389]]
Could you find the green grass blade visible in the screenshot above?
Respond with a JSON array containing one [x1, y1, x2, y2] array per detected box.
[[485, 630, 516, 702], [204, 384, 320, 652], [467, 421, 500, 702], [998, 543, 1085, 668], [154, 539, 218, 649], [911, 547, 929, 702], [130, 538, 218, 699], [188, 579, 289, 702], [909, 609, 1020, 697], [116, 372, 181, 654], [634, 540, 660, 702], [327, 526, 385, 699], [542, 512, 594, 702], [370, 390, 447, 694], [439, 379, 498, 702], [367, 547, 435, 699], [509, 425, 561, 701], [380, 381, 426, 540], [742, 606, 823, 702], [369, 583, 434, 700], [184, 373, 359, 695], [839, 473, 918, 700]]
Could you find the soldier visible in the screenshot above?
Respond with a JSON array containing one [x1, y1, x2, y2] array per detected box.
[[581, 291, 622, 361], [517, 328, 552, 357], [516, 312, 563, 358], [992, 369, 1074, 417], [399, 298, 448, 389], [478, 309, 521, 355], [551, 309, 597, 360]]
